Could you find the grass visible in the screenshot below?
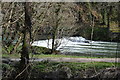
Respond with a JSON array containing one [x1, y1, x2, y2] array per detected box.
[[2, 53, 21, 58], [2, 60, 120, 78], [33, 61, 120, 72], [2, 53, 109, 59], [32, 54, 108, 58]]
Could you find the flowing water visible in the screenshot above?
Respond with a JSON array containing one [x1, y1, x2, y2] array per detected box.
[[32, 37, 120, 57]]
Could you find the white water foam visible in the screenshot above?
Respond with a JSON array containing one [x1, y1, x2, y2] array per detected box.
[[32, 37, 118, 56]]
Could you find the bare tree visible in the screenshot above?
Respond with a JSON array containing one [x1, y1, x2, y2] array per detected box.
[[34, 3, 80, 54]]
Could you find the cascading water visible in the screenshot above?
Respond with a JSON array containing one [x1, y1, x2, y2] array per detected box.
[[32, 37, 119, 57]]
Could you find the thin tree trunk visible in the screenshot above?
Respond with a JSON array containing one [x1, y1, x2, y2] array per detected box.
[[107, 6, 112, 41], [102, 9, 107, 25], [117, 2, 120, 49], [51, 31, 56, 54], [115, 2, 120, 67], [51, 4, 60, 54], [107, 11, 110, 31], [51, 20, 59, 54]]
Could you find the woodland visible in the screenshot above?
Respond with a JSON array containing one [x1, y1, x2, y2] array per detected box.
[[1, 2, 120, 80]]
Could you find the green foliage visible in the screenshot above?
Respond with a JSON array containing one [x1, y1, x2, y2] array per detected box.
[[2, 45, 51, 55], [2, 45, 14, 54], [2, 44, 22, 54], [82, 27, 92, 39], [2, 63, 11, 70], [31, 46, 51, 54], [93, 27, 110, 41], [81, 27, 110, 41]]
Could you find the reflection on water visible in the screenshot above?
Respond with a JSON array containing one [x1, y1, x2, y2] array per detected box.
[[32, 37, 120, 57]]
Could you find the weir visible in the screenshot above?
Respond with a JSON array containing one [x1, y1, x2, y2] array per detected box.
[[32, 37, 120, 57]]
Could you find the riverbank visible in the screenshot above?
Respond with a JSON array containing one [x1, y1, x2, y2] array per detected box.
[[2, 60, 120, 79], [2, 53, 120, 79]]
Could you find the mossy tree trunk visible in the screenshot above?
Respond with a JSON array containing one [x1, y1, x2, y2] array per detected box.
[[17, 2, 32, 79]]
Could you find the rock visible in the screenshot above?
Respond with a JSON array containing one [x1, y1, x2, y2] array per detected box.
[[84, 40, 90, 43]]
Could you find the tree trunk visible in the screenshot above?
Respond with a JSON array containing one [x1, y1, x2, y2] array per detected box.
[[102, 9, 107, 25], [107, 11, 110, 31], [51, 4, 60, 54], [115, 2, 120, 67], [117, 2, 120, 47], [107, 6, 112, 41], [51, 30, 56, 54], [17, 2, 31, 79]]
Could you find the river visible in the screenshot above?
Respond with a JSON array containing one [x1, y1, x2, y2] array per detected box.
[[32, 37, 120, 57]]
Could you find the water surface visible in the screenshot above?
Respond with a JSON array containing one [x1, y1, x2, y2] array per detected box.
[[32, 37, 120, 57]]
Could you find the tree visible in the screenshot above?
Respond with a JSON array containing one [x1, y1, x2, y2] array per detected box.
[[1, 2, 24, 54], [32, 3, 80, 54], [51, 3, 61, 54], [16, 2, 32, 79], [1, 2, 32, 79]]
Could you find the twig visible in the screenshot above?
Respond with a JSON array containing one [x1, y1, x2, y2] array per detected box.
[[14, 63, 31, 80]]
